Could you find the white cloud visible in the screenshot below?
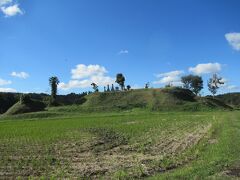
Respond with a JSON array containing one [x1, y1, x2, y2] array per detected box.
[[0, 0, 12, 6], [0, 78, 11, 86], [153, 70, 184, 85], [118, 50, 129, 55], [226, 85, 238, 91], [59, 76, 115, 90], [11, 71, 29, 79], [131, 84, 141, 89], [1, 4, 23, 17], [59, 64, 115, 90], [0, 87, 16, 92], [71, 64, 107, 79], [189, 63, 221, 75], [225, 32, 240, 51]]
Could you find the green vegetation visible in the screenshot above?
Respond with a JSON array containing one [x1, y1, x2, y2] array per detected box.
[[0, 92, 19, 114], [49, 76, 60, 106], [0, 77, 238, 178], [116, 73, 126, 90], [208, 74, 225, 97], [216, 93, 240, 108], [4, 95, 46, 116], [82, 88, 232, 112], [91, 82, 99, 92], [0, 92, 87, 114], [0, 108, 239, 179], [181, 75, 203, 95]]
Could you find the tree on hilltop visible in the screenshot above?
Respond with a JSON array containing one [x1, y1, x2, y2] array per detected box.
[[91, 83, 99, 92], [208, 74, 224, 97], [181, 75, 203, 95], [116, 73, 125, 90], [49, 76, 59, 104]]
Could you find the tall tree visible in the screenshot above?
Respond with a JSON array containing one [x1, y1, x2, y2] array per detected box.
[[181, 75, 203, 95], [49, 76, 59, 102], [115, 73, 125, 90], [208, 74, 224, 97]]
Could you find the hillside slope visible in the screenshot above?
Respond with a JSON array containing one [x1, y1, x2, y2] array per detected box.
[[82, 87, 232, 111], [216, 93, 240, 108], [4, 99, 46, 116], [2, 88, 232, 117]]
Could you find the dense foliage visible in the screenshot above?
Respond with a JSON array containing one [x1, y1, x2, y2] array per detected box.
[[0, 92, 87, 114], [216, 93, 240, 107], [181, 75, 203, 95]]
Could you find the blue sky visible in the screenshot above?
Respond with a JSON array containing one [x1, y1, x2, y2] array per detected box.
[[0, 0, 240, 95]]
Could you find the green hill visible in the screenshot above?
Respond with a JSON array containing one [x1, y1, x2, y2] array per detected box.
[[81, 87, 233, 111], [216, 93, 240, 108], [3, 87, 233, 116], [4, 98, 46, 116]]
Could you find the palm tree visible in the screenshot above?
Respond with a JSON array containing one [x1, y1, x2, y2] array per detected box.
[[115, 73, 125, 90], [49, 76, 59, 102]]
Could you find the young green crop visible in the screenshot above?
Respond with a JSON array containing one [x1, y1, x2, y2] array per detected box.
[[0, 110, 239, 179]]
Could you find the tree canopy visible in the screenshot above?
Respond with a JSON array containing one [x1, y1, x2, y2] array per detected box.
[[208, 74, 224, 97], [181, 75, 203, 95], [115, 73, 125, 90]]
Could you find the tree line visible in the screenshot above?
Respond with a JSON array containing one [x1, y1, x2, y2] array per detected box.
[[180, 73, 224, 96], [48, 73, 225, 105]]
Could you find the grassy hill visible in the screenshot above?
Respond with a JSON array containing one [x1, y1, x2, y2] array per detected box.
[[1, 87, 233, 117], [0, 92, 87, 114], [4, 99, 46, 116], [81, 87, 233, 112], [216, 93, 240, 108]]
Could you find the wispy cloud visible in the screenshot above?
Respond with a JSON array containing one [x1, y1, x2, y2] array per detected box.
[[0, 87, 16, 92], [0, 77, 15, 92], [118, 50, 129, 55], [11, 71, 29, 79], [189, 63, 221, 75], [226, 85, 238, 91], [225, 32, 240, 51], [0, 78, 12, 86], [153, 70, 184, 85], [59, 64, 115, 90]]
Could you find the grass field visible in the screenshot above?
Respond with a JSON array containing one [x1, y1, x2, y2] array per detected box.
[[0, 109, 240, 179]]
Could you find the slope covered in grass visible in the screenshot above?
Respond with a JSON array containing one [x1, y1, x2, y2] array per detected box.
[[2, 87, 232, 118], [216, 93, 240, 108], [4, 100, 46, 116], [82, 87, 232, 111]]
